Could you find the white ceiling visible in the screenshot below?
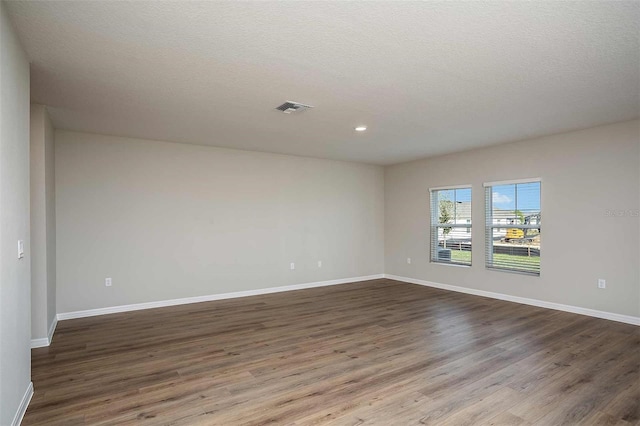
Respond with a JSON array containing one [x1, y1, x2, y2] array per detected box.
[[6, 1, 640, 165]]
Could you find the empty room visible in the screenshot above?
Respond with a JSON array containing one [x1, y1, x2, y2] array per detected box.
[[1, 1, 639, 425]]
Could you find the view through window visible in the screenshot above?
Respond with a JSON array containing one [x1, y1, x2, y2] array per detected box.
[[484, 180, 541, 275], [430, 187, 472, 266]]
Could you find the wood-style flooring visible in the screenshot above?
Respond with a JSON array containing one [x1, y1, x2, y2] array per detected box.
[[25, 279, 639, 425]]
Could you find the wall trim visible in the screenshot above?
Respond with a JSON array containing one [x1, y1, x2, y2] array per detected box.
[[483, 177, 542, 187], [30, 338, 49, 349], [11, 381, 33, 426], [384, 274, 640, 326], [31, 316, 58, 348], [57, 274, 385, 321], [47, 315, 57, 343]]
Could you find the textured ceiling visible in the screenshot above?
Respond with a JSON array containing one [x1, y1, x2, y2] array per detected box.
[[6, 1, 640, 165]]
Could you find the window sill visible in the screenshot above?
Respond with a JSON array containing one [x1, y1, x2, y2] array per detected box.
[[486, 266, 540, 277], [431, 261, 471, 268]]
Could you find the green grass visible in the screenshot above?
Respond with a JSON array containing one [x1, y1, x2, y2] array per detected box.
[[449, 250, 540, 270], [450, 250, 471, 263], [494, 253, 540, 268]]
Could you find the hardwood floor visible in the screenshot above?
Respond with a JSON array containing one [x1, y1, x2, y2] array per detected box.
[[25, 279, 639, 425]]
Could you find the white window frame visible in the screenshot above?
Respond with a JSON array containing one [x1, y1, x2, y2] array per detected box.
[[429, 185, 472, 267], [484, 178, 541, 276]]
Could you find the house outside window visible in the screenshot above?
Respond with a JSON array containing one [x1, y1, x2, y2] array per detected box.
[[484, 179, 541, 275], [430, 186, 472, 266]]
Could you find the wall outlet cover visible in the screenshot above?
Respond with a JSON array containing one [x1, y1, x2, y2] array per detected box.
[[18, 240, 25, 259]]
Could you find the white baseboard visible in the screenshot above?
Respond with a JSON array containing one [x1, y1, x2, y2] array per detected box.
[[57, 274, 385, 321], [30, 316, 59, 348], [47, 315, 57, 343], [11, 381, 33, 426], [384, 274, 640, 326], [30, 338, 49, 349]]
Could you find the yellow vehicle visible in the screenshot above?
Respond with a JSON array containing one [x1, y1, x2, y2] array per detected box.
[[503, 213, 540, 243], [505, 228, 525, 241]]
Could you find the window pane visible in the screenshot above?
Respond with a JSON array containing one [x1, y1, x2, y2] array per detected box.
[[431, 187, 472, 266], [486, 182, 540, 275], [516, 181, 541, 217], [490, 228, 540, 274]]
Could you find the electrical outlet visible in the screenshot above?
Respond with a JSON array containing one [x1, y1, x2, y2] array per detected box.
[[17, 240, 24, 259], [598, 279, 606, 289], [407, 257, 411, 264], [105, 277, 112, 287], [290, 263, 295, 270], [317, 260, 322, 268]]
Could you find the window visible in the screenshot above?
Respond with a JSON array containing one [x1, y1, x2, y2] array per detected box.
[[484, 179, 541, 275], [430, 186, 472, 266]]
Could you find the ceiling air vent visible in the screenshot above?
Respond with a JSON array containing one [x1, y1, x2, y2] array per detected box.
[[276, 101, 314, 114]]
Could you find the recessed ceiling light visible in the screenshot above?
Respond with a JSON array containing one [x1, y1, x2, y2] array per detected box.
[[355, 126, 367, 132]]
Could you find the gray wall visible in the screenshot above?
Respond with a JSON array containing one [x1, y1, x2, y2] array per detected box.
[[56, 131, 385, 313], [385, 120, 640, 317], [0, 1, 32, 424], [30, 104, 56, 341]]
